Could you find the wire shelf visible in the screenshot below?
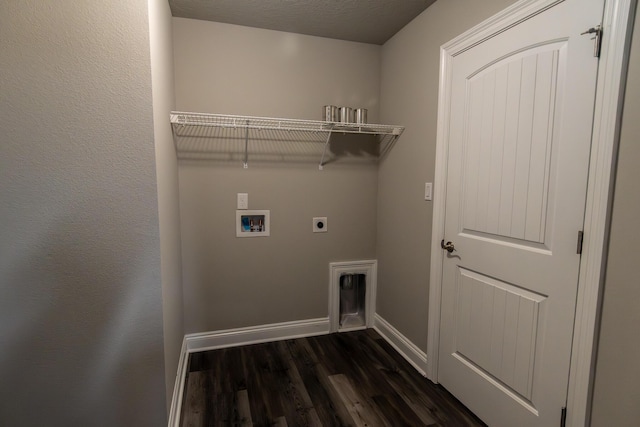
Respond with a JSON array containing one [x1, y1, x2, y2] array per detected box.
[[170, 111, 404, 169]]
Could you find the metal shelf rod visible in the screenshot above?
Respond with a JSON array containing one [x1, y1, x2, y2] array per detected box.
[[243, 120, 249, 169]]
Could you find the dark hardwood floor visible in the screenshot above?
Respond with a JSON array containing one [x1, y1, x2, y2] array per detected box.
[[180, 329, 486, 426]]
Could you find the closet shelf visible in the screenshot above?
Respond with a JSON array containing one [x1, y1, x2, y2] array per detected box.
[[170, 111, 404, 169]]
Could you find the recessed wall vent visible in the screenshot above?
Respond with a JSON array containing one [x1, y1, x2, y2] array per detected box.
[[329, 260, 377, 333]]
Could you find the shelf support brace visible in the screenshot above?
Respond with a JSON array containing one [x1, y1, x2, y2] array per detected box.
[[319, 126, 334, 171], [243, 120, 249, 169]]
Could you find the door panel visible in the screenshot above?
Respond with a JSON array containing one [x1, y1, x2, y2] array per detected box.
[[438, 1, 604, 426], [462, 45, 562, 244], [454, 268, 546, 401]]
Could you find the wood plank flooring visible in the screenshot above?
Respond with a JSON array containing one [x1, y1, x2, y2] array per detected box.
[[180, 329, 486, 426]]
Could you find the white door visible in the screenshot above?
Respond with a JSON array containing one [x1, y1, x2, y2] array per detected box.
[[438, 1, 604, 426]]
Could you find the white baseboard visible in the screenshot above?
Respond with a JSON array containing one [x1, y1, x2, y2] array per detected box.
[[373, 313, 428, 376], [185, 317, 330, 353], [168, 315, 426, 426], [167, 337, 188, 427], [167, 318, 330, 426]]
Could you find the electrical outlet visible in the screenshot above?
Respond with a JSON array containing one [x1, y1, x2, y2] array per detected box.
[[237, 193, 248, 210], [313, 217, 328, 233]]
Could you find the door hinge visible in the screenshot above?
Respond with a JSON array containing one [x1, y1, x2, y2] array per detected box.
[[581, 24, 603, 58], [577, 230, 584, 255], [561, 406, 567, 427]]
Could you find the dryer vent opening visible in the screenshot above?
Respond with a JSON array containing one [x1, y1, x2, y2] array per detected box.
[[339, 273, 366, 329], [329, 260, 377, 333]]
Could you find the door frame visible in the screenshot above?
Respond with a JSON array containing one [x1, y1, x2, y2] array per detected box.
[[426, 0, 637, 426]]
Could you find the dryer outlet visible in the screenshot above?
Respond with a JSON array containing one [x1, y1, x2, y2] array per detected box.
[[313, 217, 328, 233]]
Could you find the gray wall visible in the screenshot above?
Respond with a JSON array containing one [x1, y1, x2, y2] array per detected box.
[[173, 19, 381, 333], [0, 1, 166, 425], [590, 5, 640, 426], [149, 0, 184, 410], [377, 0, 517, 351]]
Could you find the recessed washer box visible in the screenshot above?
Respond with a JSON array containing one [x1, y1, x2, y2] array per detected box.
[[236, 210, 270, 237]]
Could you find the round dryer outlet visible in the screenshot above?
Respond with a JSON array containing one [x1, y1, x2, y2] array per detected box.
[[313, 217, 328, 233]]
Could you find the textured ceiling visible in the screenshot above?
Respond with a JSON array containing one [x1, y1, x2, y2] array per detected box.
[[169, 0, 435, 45]]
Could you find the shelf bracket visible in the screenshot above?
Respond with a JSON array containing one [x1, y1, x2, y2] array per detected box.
[[243, 120, 249, 169], [319, 125, 334, 171], [379, 134, 399, 159]]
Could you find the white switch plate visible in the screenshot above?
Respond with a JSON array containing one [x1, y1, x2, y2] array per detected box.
[[313, 217, 328, 233], [425, 182, 433, 201], [237, 193, 248, 210]]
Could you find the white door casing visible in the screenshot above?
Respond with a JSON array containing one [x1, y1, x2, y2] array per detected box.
[[427, 0, 636, 426]]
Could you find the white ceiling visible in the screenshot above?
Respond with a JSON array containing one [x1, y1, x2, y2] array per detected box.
[[168, 0, 435, 45]]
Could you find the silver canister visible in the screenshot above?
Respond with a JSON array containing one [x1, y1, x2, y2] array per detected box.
[[322, 105, 338, 122], [339, 107, 354, 123], [355, 108, 368, 124]]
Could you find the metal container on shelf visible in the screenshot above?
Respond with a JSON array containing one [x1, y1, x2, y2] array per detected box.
[[355, 108, 368, 124], [339, 106, 355, 123], [322, 105, 338, 122]]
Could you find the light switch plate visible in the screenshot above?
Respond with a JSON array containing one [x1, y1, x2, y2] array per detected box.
[[425, 182, 433, 201], [237, 193, 248, 210]]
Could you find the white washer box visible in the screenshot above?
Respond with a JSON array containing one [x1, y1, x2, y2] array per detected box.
[[236, 210, 270, 237]]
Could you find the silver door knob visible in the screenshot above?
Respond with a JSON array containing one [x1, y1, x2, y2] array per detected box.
[[441, 239, 456, 253]]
